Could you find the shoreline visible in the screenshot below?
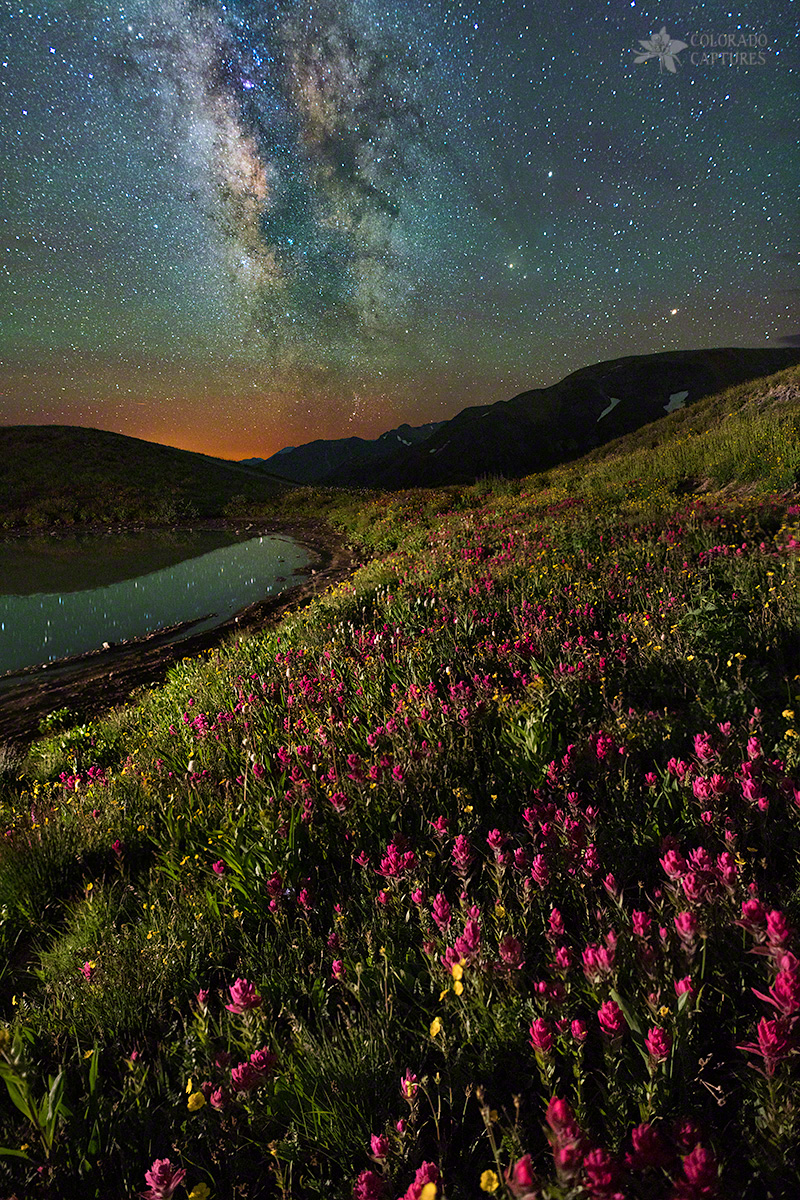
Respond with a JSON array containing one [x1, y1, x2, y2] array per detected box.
[[0, 517, 363, 748]]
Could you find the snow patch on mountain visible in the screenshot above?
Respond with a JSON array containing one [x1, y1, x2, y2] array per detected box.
[[597, 396, 622, 422], [664, 390, 689, 413]]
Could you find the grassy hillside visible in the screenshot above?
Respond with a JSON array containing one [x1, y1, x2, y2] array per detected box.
[[1, 376, 800, 1198], [0, 426, 289, 529], [576, 362, 800, 484]]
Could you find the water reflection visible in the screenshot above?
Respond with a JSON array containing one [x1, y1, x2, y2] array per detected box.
[[0, 532, 309, 675]]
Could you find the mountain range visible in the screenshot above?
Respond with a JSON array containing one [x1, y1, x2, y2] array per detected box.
[[241, 420, 444, 484], [247, 347, 800, 489]]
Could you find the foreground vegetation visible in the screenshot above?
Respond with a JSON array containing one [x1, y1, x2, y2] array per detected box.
[[1, 367, 800, 1198]]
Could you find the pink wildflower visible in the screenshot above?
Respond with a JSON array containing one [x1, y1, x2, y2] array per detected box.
[[693, 733, 716, 763], [400, 1069, 418, 1100], [626, 1122, 670, 1170], [764, 959, 800, 1015], [739, 898, 766, 930], [672, 1144, 718, 1198], [737, 1017, 791, 1076], [353, 1169, 387, 1200], [225, 977, 262, 1014], [329, 791, 350, 814], [549, 908, 565, 937], [454, 918, 481, 962], [402, 1161, 439, 1200], [499, 935, 524, 969], [632, 910, 652, 938], [230, 1061, 260, 1092], [429, 816, 449, 838], [142, 1158, 186, 1200], [249, 1046, 277, 1078], [765, 910, 793, 949], [431, 893, 452, 931], [674, 912, 699, 944], [546, 1096, 582, 1142], [451, 834, 474, 874], [583, 1146, 619, 1196], [530, 853, 550, 887], [546, 1099, 586, 1184], [529, 1017, 554, 1055], [661, 848, 688, 880], [645, 1026, 672, 1064], [554, 944, 573, 971], [370, 1133, 390, 1159], [597, 999, 626, 1040], [505, 1153, 537, 1198]]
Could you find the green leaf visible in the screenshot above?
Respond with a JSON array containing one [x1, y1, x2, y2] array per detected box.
[[47, 1070, 66, 1123], [86, 1118, 102, 1158], [610, 988, 643, 1037], [88, 1046, 100, 1096], [0, 1146, 32, 1160], [0, 1073, 35, 1123]]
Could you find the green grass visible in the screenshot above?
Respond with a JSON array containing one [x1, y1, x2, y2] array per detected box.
[[1, 367, 800, 1198]]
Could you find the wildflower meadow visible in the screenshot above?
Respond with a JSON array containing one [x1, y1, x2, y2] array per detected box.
[[1, 367, 799, 1198]]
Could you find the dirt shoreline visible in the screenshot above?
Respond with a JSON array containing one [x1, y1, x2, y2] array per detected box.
[[0, 518, 363, 748]]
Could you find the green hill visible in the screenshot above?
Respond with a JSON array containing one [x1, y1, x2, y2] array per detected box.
[[0, 426, 290, 529]]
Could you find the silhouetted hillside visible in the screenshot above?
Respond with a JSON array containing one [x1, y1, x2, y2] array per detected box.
[[331, 347, 800, 487], [248, 421, 444, 483], [0, 426, 288, 528]]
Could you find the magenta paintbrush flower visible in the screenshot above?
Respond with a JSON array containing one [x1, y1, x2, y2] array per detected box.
[[737, 1017, 791, 1076], [529, 1017, 554, 1055], [142, 1158, 186, 1200], [597, 999, 626, 1039], [225, 977, 262, 1014], [645, 1025, 672, 1063]]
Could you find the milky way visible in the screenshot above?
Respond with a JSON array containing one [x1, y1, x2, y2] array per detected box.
[[112, 0, 431, 363], [1, 2, 797, 457]]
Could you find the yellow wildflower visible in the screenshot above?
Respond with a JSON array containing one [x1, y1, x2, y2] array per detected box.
[[430, 1017, 442, 1038], [480, 1170, 500, 1193], [454, 980, 464, 996], [451, 962, 464, 981], [187, 1186, 211, 1200], [187, 1091, 206, 1112], [419, 1185, 438, 1200]]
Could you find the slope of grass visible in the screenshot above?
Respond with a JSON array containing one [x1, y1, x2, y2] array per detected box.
[[576, 362, 800, 493], [1, 382, 800, 1199], [0, 426, 289, 529]]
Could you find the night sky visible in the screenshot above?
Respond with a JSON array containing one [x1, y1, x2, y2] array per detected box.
[[1, 2, 797, 460]]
